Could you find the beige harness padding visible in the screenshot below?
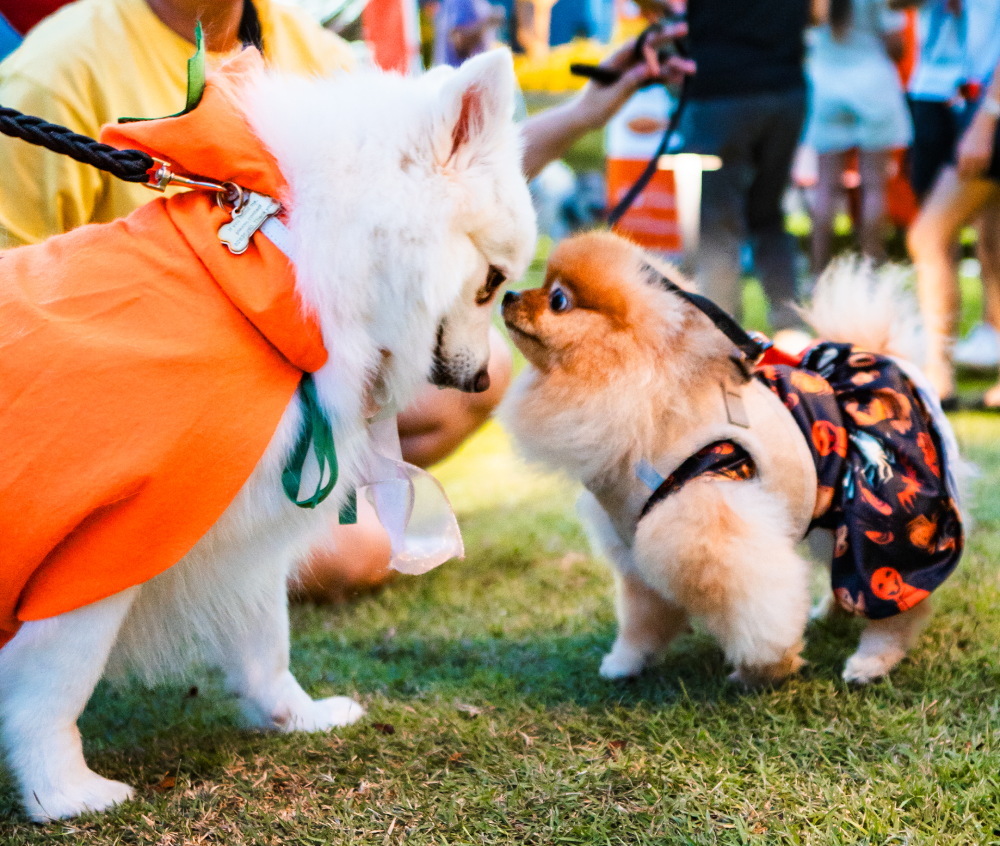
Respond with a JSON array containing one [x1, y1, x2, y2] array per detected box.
[[614, 375, 818, 543]]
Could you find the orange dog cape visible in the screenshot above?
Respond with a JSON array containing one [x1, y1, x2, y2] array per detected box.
[[0, 49, 465, 649], [0, 50, 328, 649]]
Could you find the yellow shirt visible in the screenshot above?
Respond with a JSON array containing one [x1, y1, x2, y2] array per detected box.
[[0, 0, 353, 247]]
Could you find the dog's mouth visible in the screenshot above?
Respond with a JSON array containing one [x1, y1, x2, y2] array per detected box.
[[429, 323, 491, 393], [503, 319, 545, 350]]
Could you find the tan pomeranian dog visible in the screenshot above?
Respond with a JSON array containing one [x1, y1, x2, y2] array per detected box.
[[500, 231, 964, 686]]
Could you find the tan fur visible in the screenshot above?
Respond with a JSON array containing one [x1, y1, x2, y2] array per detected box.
[[501, 234, 943, 687]]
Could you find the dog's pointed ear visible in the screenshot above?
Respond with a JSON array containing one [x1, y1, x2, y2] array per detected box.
[[434, 49, 515, 168]]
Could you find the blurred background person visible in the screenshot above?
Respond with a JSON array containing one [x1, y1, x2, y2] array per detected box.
[[909, 49, 1000, 406], [806, 0, 912, 272], [676, 0, 811, 340], [902, 0, 1000, 405], [434, 0, 506, 67], [0, 0, 354, 249]]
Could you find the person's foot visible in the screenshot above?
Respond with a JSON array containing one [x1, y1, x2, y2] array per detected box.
[[953, 322, 1000, 372], [923, 357, 956, 408], [981, 382, 1000, 410]]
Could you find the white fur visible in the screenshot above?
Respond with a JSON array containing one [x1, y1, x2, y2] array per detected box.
[[0, 50, 535, 822]]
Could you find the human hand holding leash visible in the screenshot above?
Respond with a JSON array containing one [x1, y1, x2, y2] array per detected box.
[[520, 22, 694, 179], [571, 21, 695, 131]]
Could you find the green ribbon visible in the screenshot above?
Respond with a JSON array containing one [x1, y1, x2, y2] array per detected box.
[[182, 20, 208, 114], [118, 21, 206, 123], [281, 374, 356, 524]]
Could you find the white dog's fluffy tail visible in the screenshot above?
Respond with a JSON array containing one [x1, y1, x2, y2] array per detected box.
[[801, 257, 924, 365]]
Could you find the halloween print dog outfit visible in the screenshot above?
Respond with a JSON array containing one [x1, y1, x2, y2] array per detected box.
[[644, 342, 963, 620]]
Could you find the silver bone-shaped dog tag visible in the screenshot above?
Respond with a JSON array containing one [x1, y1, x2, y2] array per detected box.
[[218, 192, 282, 255]]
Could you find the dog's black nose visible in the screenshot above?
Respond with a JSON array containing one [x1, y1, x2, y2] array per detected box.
[[502, 290, 519, 307], [472, 368, 490, 393]]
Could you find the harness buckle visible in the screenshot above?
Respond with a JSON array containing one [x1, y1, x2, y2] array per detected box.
[[745, 330, 773, 366]]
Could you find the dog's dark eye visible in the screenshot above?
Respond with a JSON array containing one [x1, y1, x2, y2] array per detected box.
[[549, 286, 571, 313], [476, 265, 507, 305]]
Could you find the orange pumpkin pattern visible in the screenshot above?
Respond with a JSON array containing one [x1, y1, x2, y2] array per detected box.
[[869, 567, 930, 611], [754, 341, 962, 620], [812, 420, 849, 457]]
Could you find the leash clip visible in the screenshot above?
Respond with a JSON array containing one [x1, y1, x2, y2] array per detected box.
[[144, 157, 244, 209]]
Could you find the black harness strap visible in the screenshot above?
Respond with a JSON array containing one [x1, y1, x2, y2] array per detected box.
[[639, 440, 757, 521], [641, 262, 769, 363]]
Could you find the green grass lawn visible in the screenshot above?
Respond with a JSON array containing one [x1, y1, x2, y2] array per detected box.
[[4, 271, 1000, 843]]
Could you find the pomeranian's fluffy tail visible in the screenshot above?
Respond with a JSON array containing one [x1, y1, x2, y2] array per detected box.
[[801, 257, 924, 365], [803, 257, 973, 515]]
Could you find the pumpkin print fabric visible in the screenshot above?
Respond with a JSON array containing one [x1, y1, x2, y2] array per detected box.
[[638, 342, 962, 620], [758, 342, 962, 619], [639, 441, 757, 520]]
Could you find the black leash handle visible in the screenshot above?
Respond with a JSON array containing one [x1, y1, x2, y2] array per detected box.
[[606, 77, 687, 227], [569, 20, 691, 227], [569, 22, 661, 86], [0, 106, 154, 183]]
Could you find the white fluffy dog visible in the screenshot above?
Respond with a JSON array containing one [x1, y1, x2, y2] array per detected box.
[[0, 51, 535, 821]]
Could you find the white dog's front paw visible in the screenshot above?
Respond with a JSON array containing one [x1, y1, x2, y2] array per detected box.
[[599, 641, 648, 679], [842, 649, 905, 684], [26, 773, 134, 822], [273, 696, 365, 732]]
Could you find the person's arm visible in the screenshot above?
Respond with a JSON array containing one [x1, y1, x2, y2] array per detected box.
[[956, 58, 1000, 180], [519, 22, 695, 180], [879, 1, 908, 62]]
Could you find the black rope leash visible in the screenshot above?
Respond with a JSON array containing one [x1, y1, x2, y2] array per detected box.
[[569, 20, 690, 227], [0, 106, 154, 183], [606, 79, 686, 227]]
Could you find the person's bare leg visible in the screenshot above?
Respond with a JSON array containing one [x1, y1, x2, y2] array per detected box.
[[907, 167, 998, 398], [290, 327, 514, 601], [811, 150, 847, 274], [858, 148, 891, 264], [397, 327, 513, 467], [975, 201, 1000, 405], [288, 494, 394, 603]]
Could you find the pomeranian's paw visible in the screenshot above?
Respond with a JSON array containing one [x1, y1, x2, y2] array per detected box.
[[599, 640, 649, 679], [730, 643, 806, 688], [275, 696, 365, 732], [26, 773, 134, 822], [842, 649, 905, 684]]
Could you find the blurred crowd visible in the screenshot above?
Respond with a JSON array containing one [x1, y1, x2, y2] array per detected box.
[[1, 0, 999, 598], [418, 0, 1000, 407]]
